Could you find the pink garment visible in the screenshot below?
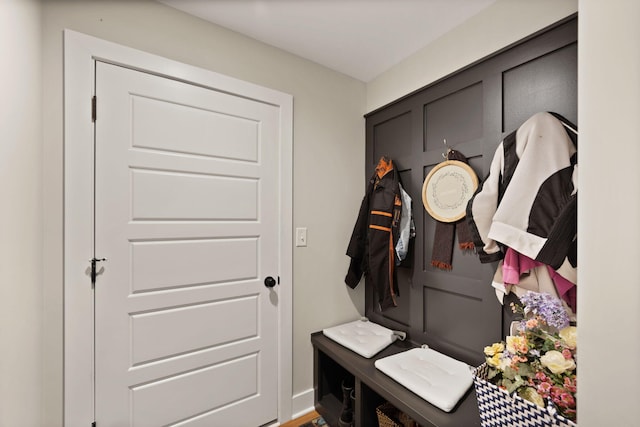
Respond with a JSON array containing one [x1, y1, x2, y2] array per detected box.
[[503, 248, 577, 312]]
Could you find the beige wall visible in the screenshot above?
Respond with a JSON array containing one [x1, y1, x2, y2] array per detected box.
[[578, 0, 640, 425], [0, 1, 43, 426]]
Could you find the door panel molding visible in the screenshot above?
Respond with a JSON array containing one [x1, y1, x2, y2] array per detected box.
[[63, 29, 293, 426]]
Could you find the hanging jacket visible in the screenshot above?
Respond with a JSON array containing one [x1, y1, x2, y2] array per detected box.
[[345, 157, 403, 310], [466, 112, 577, 270], [395, 182, 415, 265]]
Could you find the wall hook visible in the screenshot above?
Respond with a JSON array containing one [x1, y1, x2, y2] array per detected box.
[[442, 139, 452, 160]]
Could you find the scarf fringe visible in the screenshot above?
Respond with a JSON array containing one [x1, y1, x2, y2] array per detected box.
[[431, 260, 453, 271], [459, 242, 475, 251]]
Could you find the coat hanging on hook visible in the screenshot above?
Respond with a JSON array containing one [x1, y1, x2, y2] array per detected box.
[[345, 156, 413, 310]]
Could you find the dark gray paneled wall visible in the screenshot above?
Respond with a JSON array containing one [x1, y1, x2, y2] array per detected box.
[[363, 16, 577, 366]]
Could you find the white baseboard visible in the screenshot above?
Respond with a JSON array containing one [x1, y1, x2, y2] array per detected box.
[[291, 388, 315, 419]]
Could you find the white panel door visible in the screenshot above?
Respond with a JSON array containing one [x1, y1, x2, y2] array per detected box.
[[94, 61, 279, 427]]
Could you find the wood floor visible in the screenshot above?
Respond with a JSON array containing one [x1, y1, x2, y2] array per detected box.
[[279, 410, 321, 427]]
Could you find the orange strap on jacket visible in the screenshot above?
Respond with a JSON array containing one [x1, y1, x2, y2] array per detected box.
[[388, 230, 397, 306], [371, 210, 392, 218]]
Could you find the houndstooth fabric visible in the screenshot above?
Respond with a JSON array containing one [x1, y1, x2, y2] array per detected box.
[[473, 364, 577, 427]]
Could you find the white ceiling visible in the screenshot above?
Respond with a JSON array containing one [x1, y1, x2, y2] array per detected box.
[[158, 0, 497, 82]]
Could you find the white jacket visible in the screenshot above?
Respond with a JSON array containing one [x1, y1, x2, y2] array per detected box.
[[466, 112, 577, 269]]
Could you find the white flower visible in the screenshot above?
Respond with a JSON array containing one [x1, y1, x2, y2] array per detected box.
[[540, 350, 575, 374], [559, 326, 577, 348]]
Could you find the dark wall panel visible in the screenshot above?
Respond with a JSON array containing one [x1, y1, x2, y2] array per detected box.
[[423, 286, 485, 355], [503, 44, 578, 131], [424, 83, 484, 152], [372, 111, 412, 160]]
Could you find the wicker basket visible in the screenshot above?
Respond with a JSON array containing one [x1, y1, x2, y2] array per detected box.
[[375, 402, 419, 427], [473, 363, 577, 427]]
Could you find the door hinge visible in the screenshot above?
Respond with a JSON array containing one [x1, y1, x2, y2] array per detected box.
[[278, 276, 280, 284], [90, 257, 106, 287], [91, 95, 97, 122]]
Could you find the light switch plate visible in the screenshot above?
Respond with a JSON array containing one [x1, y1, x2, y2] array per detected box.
[[295, 227, 307, 247]]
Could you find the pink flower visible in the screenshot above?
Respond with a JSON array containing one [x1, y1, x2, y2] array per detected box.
[[551, 392, 575, 409], [560, 392, 575, 407], [535, 371, 548, 382], [526, 318, 539, 329], [562, 348, 573, 360], [563, 376, 577, 393], [550, 386, 564, 400], [537, 382, 552, 398]]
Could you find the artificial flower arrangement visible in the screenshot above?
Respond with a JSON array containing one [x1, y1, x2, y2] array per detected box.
[[482, 291, 577, 422]]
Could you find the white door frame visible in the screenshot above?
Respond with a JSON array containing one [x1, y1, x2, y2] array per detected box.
[[63, 30, 293, 427]]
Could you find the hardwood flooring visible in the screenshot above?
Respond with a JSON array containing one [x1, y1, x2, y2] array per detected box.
[[279, 410, 322, 427]]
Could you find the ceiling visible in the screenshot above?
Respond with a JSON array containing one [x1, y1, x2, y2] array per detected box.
[[158, 0, 497, 82]]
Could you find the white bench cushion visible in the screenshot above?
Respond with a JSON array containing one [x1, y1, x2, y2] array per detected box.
[[374, 347, 473, 412], [322, 319, 397, 358]]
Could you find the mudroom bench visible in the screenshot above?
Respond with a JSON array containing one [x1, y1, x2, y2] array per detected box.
[[311, 332, 481, 427]]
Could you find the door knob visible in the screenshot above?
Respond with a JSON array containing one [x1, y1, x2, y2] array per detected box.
[[264, 276, 277, 288]]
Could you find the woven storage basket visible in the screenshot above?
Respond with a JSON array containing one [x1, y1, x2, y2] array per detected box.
[[375, 402, 419, 427], [473, 363, 576, 427]]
